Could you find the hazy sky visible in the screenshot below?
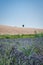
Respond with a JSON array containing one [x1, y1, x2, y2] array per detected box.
[[0, 0, 43, 28]]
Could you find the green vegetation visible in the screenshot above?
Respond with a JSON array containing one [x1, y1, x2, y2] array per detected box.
[[0, 36, 43, 65], [0, 33, 43, 39]]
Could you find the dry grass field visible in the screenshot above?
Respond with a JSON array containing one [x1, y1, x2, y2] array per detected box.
[[0, 25, 43, 35]]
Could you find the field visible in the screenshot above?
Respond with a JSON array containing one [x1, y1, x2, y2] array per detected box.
[[0, 33, 43, 38], [0, 34, 43, 65], [0, 25, 43, 35]]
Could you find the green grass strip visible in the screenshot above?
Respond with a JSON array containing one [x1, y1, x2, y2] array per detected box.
[[0, 33, 43, 39]]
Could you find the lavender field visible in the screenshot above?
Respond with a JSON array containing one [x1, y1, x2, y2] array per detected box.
[[0, 37, 43, 65]]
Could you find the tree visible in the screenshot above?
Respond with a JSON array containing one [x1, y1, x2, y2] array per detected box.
[[34, 30, 37, 34], [22, 25, 24, 27]]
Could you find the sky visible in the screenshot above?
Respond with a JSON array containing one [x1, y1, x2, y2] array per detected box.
[[0, 0, 43, 28]]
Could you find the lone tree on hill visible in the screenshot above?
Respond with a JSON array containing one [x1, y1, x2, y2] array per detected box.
[[22, 25, 24, 27]]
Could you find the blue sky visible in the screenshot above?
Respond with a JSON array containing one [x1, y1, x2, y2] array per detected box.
[[0, 0, 43, 28]]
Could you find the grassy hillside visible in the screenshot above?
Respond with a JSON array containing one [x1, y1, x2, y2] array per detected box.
[[0, 25, 43, 35]]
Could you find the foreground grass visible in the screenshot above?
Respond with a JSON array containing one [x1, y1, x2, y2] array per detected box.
[[0, 40, 43, 65], [0, 33, 43, 39], [0, 35, 43, 65]]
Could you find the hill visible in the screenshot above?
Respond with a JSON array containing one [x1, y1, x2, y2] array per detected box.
[[0, 25, 43, 35]]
